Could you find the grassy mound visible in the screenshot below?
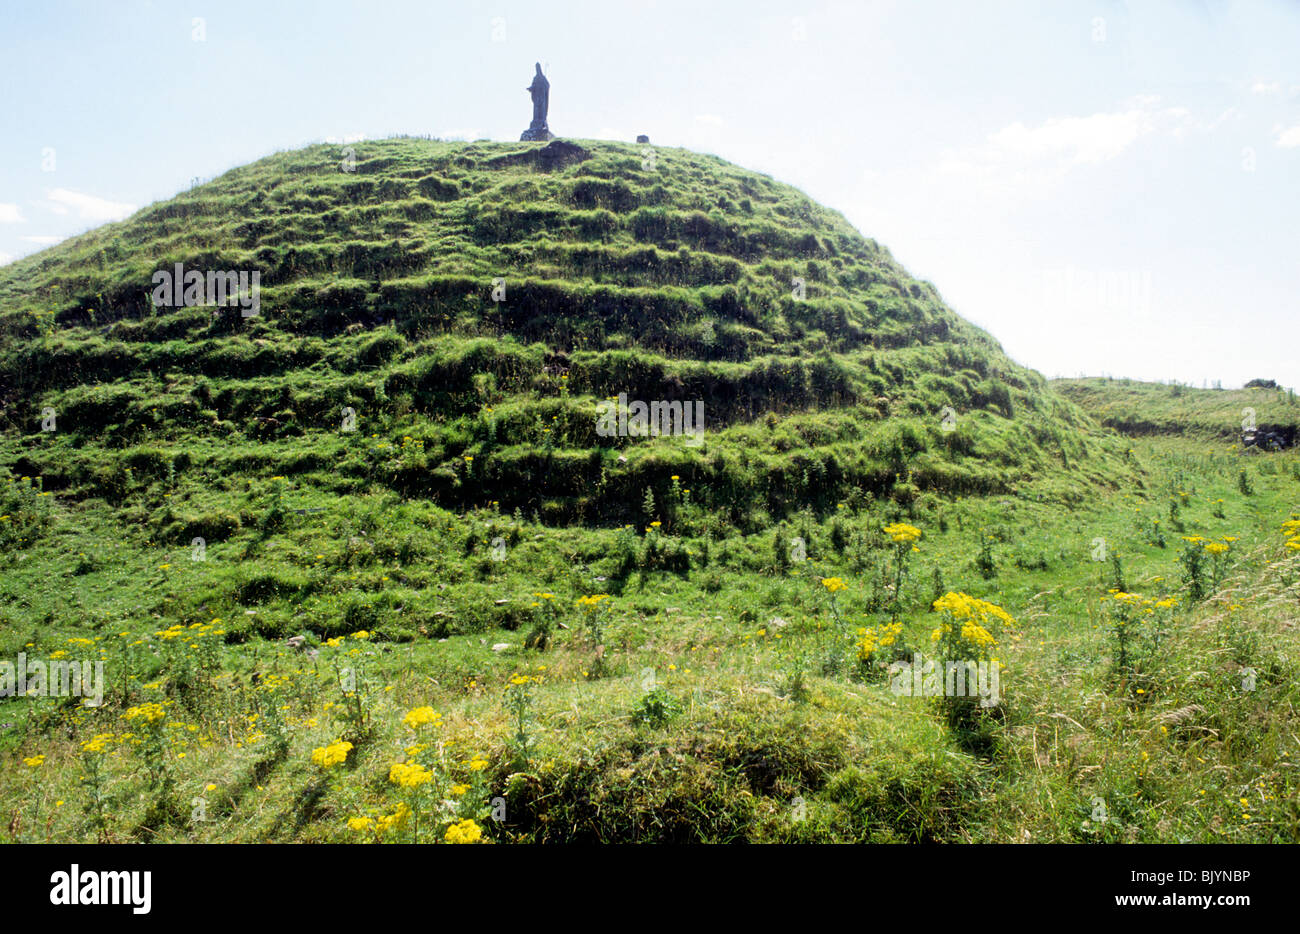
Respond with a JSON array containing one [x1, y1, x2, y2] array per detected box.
[[0, 138, 1127, 527], [3, 140, 1296, 844]]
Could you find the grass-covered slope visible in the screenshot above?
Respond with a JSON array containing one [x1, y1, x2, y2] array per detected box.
[[0, 138, 1126, 527], [10, 139, 1297, 846], [1055, 377, 1300, 442], [2, 369, 1297, 844]]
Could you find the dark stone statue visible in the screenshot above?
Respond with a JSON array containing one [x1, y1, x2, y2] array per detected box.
[[520, 63, 554, 142], [528, 64, 548, 125]]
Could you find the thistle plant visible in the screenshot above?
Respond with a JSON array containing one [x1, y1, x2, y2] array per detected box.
[[575, 594, 611, 677], [1107, 593, 1135, 676], [113, 630, 148, 706], [505, 674, 538, 766], [323, 631, 375, 743], [1180, 536, 1209, 601], [257, 681, 291, 756], [1105, 590, 1178, 699], [1168, 496, 1183, 531], [974, 530, 997, 580], [1136, 513, 1166, 548], [1108, 552, 1127, 593]]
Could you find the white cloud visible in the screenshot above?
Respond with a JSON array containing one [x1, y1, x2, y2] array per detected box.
[[932, 100, 1204, 198], [324, 133, 368, 144], [1251, 80, 1281, 95], [694, 113, 725, 126], [978, 109, 1152, 167], [0, 203, 23, 223], [1275, 124, 1300, 149], [44, 188, 136, 223], [0, 251, 12, 266], [20, 235, 62, 245]]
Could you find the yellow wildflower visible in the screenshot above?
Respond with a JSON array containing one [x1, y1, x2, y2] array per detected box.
[[389, 761, 433, 788], [883, 522, 922, 544], [402, 706, 442, 729], [310, 739, 353, 768], [445, 818, 483, 844]]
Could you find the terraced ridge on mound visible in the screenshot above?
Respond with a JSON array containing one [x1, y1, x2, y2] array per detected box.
[[0, 137, 1131, 525]]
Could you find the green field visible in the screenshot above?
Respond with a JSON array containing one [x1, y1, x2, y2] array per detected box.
[[1, 139, 1297, 843]]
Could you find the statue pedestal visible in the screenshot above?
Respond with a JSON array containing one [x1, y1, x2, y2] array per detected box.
[[520, 123, 554, 142]]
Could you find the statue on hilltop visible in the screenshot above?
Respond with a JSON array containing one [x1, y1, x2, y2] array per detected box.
[[520, 63, 554, 142]]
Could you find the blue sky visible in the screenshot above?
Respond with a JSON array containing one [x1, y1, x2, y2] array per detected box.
[[1, 0, 1297, 387]]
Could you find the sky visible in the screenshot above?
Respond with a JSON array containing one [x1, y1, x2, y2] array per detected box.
[[1, 0, 1297, 388]]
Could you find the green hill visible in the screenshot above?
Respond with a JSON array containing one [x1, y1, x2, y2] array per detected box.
[[0, 138, 1125, 528], [2, 139, 1297, 846]]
